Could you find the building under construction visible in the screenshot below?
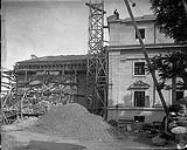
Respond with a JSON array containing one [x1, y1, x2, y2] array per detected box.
[[14, 55, 90, 108], [3, 0, 187, 124], [2, 1, 107, 124]]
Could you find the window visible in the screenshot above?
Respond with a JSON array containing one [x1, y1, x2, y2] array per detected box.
[[176, 91, 184, 101], [134, 62, 145, 75], [135, 28, 145, 40], [134, 116, 145, 122], [134, 91, 145, 107]]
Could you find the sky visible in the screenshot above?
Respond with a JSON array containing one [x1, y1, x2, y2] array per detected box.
[[2, 0, 152, 69]]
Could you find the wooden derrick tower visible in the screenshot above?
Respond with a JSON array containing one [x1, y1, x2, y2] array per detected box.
[[86, 0, 107, 119]]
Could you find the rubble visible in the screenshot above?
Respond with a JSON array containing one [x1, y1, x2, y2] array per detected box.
[[152, 134, 167, 146], [1, 117, 38, 131]]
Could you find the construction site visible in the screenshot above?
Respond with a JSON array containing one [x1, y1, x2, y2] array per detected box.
[[1, 0, 187, 150]]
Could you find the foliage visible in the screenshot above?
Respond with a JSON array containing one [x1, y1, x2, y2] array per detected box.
[[150, 0, 187, 43], [149, 0, 187, 89], [149, 51, 187, 89]]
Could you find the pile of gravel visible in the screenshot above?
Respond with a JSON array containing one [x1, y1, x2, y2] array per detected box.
[[31, 103, 112, 141]]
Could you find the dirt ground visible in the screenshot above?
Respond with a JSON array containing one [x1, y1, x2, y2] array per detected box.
[[0, 106, 177, 150], [1, 129, 177, 150]]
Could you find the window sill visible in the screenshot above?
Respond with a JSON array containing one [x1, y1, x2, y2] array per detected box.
[[133, 75, 146, 77], [136, 39, 145, 42], [153, 104, 163, 108]]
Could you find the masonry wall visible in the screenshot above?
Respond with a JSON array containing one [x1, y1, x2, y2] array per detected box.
[[107, 109, 165, 123], [106, 18, 187, 122], [107, 48, 186, 122], [109, 21, 174, 46]]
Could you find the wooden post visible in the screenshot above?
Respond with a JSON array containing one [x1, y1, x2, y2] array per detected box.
[[123, 0, 168, 116], [20, 92, 25, 119], [172, 60, 177, 103], [153, 82, 156, 106], [172, 76, 176, 104], [74, 70, 78, 103]]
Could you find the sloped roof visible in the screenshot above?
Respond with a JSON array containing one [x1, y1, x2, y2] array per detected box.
[[17, 55, 88, 63], [127, 80, 150, 90]]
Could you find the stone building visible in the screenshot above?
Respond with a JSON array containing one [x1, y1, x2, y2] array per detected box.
[[107, 14, 187, 123]]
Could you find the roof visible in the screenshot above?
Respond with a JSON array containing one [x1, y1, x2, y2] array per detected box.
[[123, 14, 156, 23], [107, 14, 156, 23], [17, 55, 88, 64]]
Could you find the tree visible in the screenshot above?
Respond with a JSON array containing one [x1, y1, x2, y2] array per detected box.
[[149, 0, 187, 103], [150, 52, 187, 90], [151, 0, 187, 43]]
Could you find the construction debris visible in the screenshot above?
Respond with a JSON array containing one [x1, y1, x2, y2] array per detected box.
[[152, 134, 167, 146], [1, 73, 81, 124], [29, 103, 113, 141], [1, 117, 38, 131], [1, 69, 17, 124]]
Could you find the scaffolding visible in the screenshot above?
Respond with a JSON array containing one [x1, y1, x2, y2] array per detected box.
[[86, 0, 108, 119]]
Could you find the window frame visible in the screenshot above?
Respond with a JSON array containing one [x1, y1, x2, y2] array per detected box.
[[176, 90, 184, 101], [135, 28, 146, 41], [133, 90, 146, 107], [133, 61, 146, 76]]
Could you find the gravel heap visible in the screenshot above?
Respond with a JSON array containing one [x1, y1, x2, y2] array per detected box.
[[31, 103, 112, 141]]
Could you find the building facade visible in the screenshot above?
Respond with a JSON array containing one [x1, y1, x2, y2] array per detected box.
[[14, 55, 89, 109], [107, 14, 187, 123]]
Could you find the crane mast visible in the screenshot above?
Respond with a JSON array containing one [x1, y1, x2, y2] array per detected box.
[[86, 0, 107, 119]]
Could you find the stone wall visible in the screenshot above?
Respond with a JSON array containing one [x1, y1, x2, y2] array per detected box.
[[107, 108, 165, 123]]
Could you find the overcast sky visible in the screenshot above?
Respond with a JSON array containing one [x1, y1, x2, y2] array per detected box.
[[2, 0, 152, 69]]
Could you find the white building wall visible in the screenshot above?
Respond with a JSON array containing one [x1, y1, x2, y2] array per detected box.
[[108, 49, 174, 108], [108, 51, 120, 106], [107, 16, 186, 123], [109, 21, 174, 46], [107, 48, 180, 122]]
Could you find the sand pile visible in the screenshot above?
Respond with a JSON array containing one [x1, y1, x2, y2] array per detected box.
[[31, 103, 113, 141]]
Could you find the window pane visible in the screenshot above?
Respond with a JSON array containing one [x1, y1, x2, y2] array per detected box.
[[176, 91, 184, 101], [135, 29, 145, 39], [134, 62, 145, 75], [134, 91, 145, 107]]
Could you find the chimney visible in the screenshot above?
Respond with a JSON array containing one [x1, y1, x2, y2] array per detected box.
[[31, 54, 37, 59]]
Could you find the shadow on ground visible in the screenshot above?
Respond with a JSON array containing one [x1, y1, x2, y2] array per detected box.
[[133, 133, 154, 146], [15, 140, 86, 150], [132, 133, 177, 150]]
